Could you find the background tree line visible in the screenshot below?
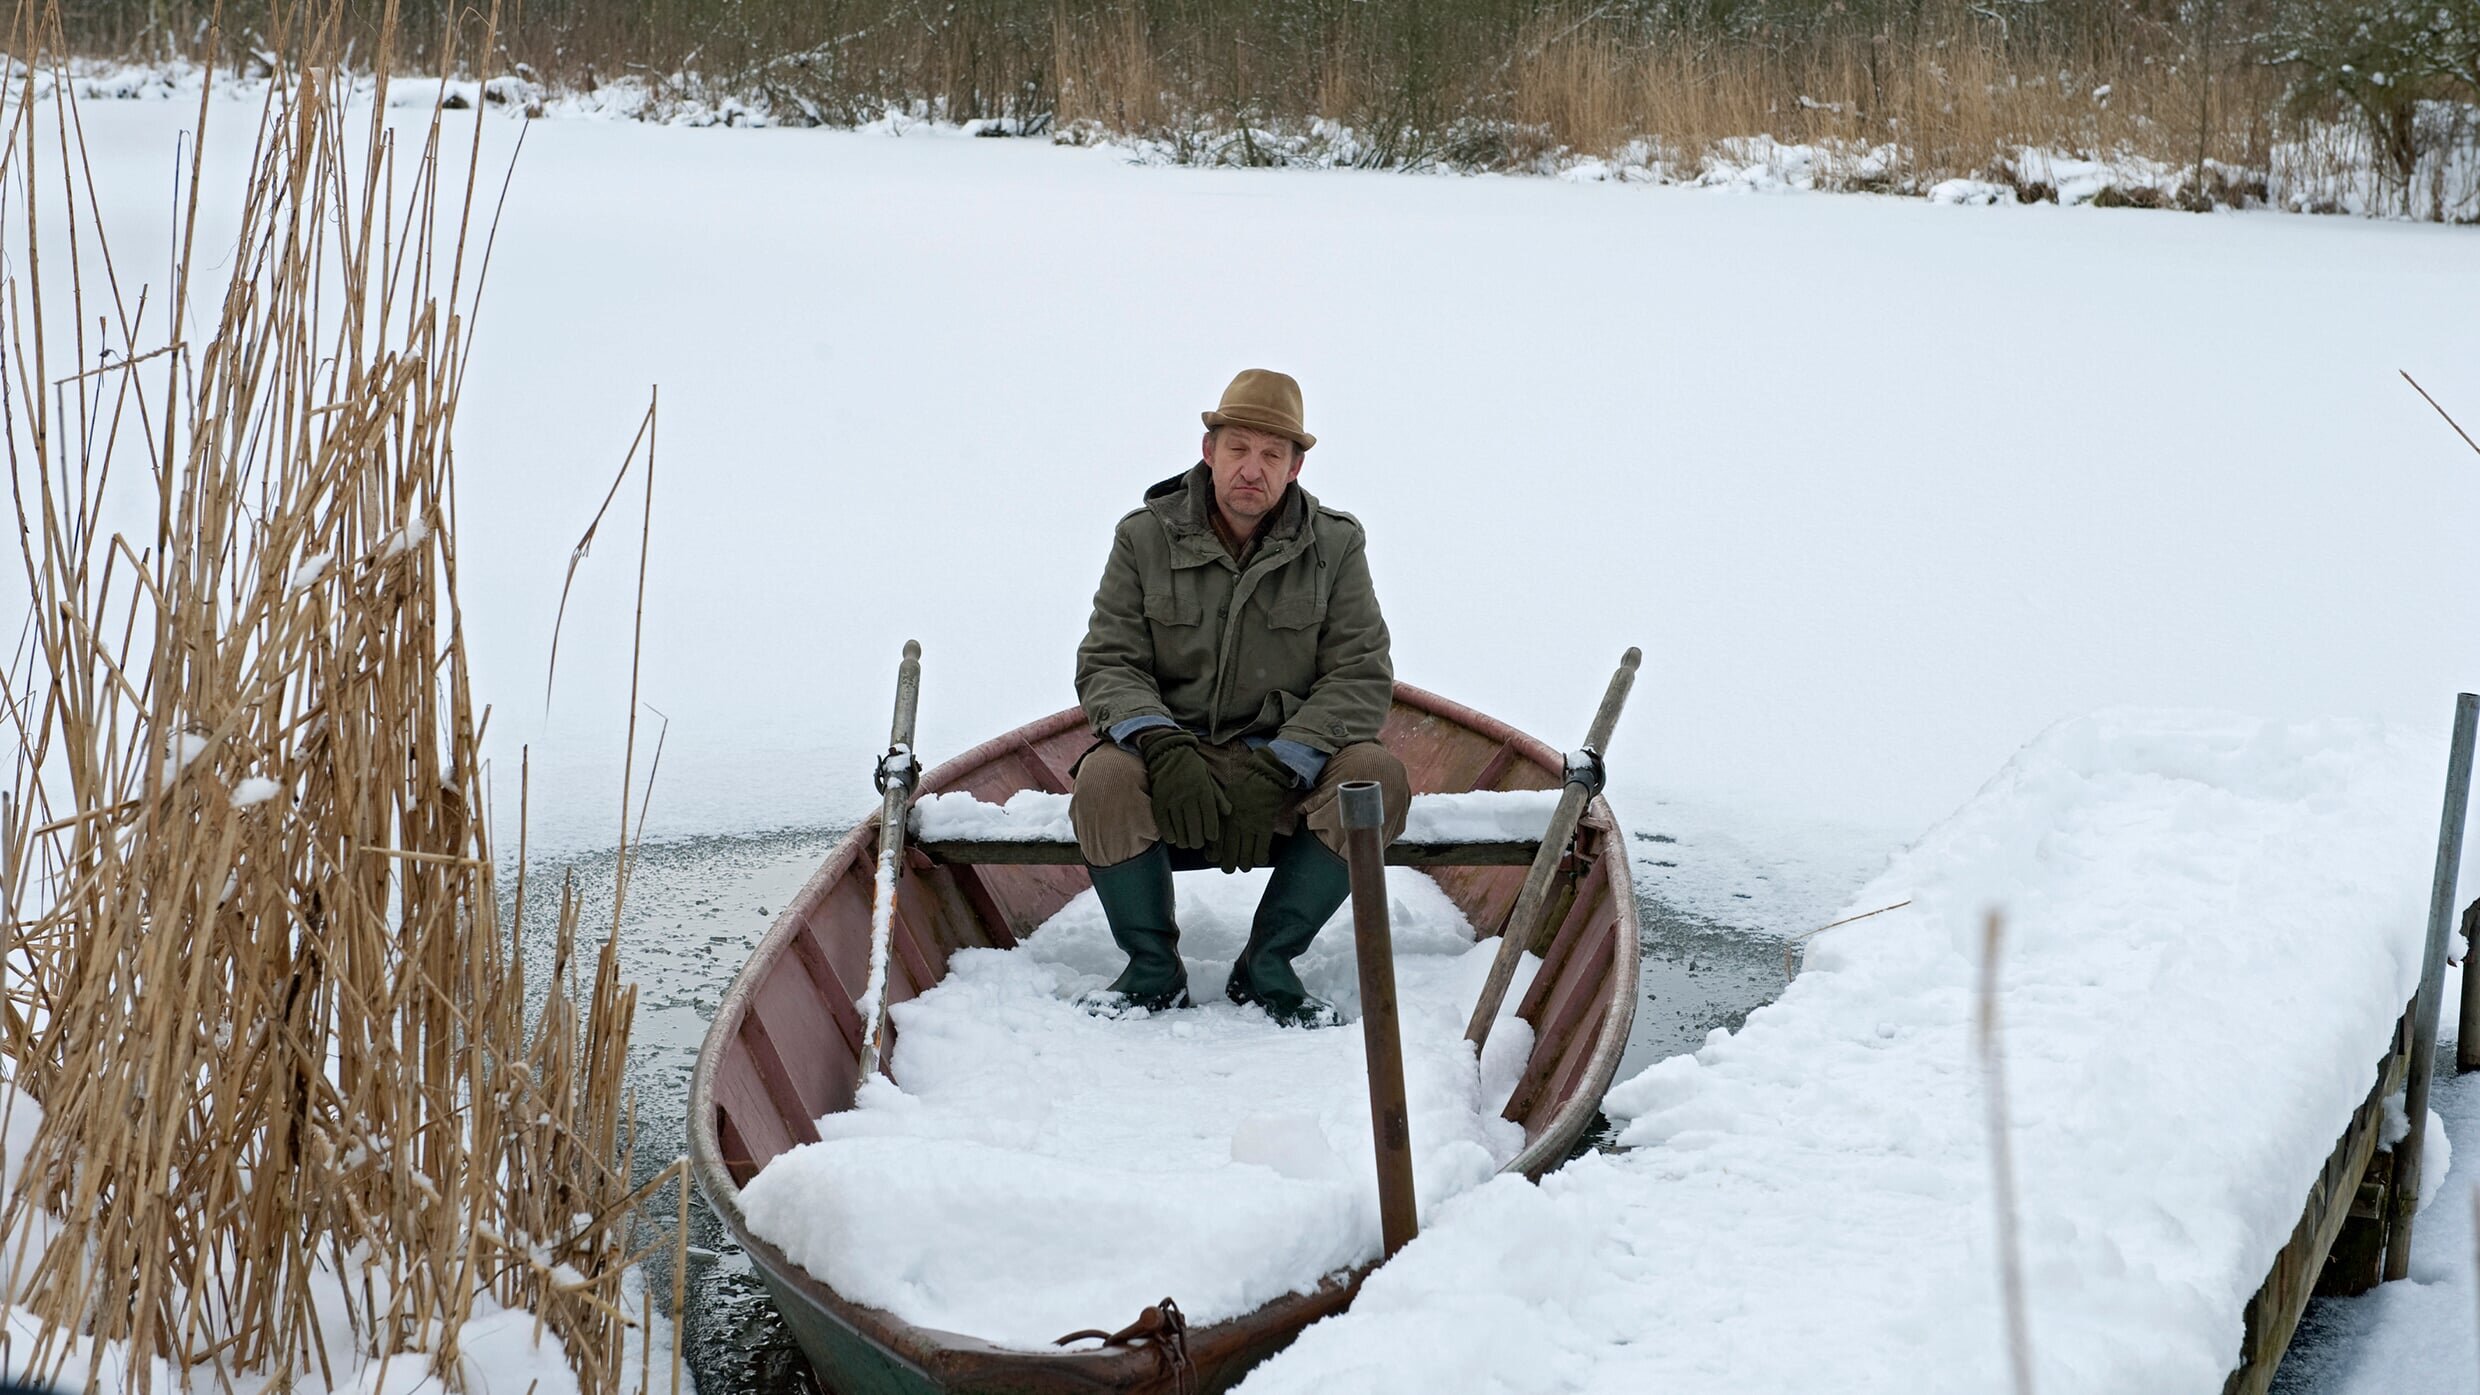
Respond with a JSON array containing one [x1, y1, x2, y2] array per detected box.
[[46, 0, 2480, 215]]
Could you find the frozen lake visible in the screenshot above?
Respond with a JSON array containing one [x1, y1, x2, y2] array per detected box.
[[27, 87, 2480, 860]]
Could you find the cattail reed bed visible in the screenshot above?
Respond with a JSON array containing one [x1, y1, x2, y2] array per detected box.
[[45, 0, 2480, 220], [0, 3, 681, 1392]]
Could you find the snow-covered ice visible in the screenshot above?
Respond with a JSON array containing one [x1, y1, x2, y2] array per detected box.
[[737, 866, 1540, 1348], [1238, 710, 2465, 1394], [433, 117, 2476, 863], [14, 87, 2471, 867]]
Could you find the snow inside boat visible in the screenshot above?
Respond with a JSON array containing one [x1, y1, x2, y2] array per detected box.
[[687, 683, 1640, 1394]]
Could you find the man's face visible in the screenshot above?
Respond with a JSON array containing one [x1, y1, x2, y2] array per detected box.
[[1204, 426, 1304, 532]]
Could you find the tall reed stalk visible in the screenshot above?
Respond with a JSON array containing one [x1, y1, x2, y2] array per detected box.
[[0, 2, 676, 1391]]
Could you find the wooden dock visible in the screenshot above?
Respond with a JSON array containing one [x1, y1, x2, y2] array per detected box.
[[2223, 1008, 2415, 1392]]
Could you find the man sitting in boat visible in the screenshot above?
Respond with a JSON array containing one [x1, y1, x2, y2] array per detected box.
[[1071, 369, 1410, 1027]]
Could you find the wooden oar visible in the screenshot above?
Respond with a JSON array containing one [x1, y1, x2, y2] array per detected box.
[[1464, 648, 1641, 1053], [1340, 780, 1419, 1258], [855, 640, 924, 1089]]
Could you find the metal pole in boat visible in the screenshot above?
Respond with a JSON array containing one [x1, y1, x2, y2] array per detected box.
[[2384, 690, 2477, 1282], [855, 641, 924, 1092], [1465, 648, 1641, 1052], [1341, 780, 1419, 1259], [2459, 896, 2480, 1073]]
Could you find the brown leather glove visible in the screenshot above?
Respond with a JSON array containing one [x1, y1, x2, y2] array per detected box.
[[1139, 729, 1227, 850], [1217, 748, 1297, 874]]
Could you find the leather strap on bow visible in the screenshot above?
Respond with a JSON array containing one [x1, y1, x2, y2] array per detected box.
[[1056, 1296, 1194, 1394]]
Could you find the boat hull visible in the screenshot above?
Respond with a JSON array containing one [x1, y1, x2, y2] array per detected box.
[[690, 684, 1639, 1394]]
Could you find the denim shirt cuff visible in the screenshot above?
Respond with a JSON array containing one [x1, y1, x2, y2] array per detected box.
[[1263, 738, 1326, 790], [1108, 714, 1179, 749]]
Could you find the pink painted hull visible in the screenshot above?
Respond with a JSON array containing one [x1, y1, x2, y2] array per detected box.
[[688, 683, 1639, 1394]]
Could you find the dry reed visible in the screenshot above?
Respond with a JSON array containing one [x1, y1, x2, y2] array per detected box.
[[1780, 898, 1911, 981], [1500, 4, 2289, 199], [2404, 371, 2480, 461], [0, 2, 681, 1392]]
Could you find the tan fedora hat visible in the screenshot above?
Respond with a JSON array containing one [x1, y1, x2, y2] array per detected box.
[[1202, 369, 1316, 450]]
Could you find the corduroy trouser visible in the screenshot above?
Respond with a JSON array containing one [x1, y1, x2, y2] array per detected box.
[[1070, 739, 1410, 867]]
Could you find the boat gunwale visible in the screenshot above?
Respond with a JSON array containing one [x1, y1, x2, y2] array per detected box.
[[686, 682, 1638, 1384]]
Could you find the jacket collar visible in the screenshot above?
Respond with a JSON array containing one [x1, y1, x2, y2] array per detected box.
[[1145, 463, 1313, 565]]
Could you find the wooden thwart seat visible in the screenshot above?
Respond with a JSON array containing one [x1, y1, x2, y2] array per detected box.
[[913, 835, 1545, 868]]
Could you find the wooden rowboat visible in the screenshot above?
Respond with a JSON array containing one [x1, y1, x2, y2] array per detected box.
[[687, 682, 1641, 1395]]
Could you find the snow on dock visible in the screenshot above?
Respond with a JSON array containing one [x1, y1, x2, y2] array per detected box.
[[737, 866, 1544, 1349], [1239, 711, 2456, 1394]]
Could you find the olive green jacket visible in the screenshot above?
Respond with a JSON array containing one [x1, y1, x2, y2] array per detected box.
[[1076, 465, 1392, 755]]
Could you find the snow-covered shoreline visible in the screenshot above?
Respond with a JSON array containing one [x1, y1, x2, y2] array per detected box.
[[23, 57, 2477, 222]]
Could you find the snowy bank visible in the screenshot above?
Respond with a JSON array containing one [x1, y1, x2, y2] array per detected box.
[[737, 867, 1541, 1348], [1240, 710, 2452, 1394], [25, 60, 2476, 221]]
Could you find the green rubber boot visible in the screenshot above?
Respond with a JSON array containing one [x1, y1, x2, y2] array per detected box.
[[1080, 843, 1192, 1016], [1226, 834, 1351, 1028]]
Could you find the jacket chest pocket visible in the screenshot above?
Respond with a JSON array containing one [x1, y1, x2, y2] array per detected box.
[[1143, 589, 1202, 628], [1264, 595, 1323, 631], [1256, 562, 1328, 632], [1146, 579, 1222, 699]]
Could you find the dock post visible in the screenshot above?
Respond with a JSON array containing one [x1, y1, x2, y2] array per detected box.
[[2384, 691, 2478, 1282], [1340, 780, 1419, 1259]]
